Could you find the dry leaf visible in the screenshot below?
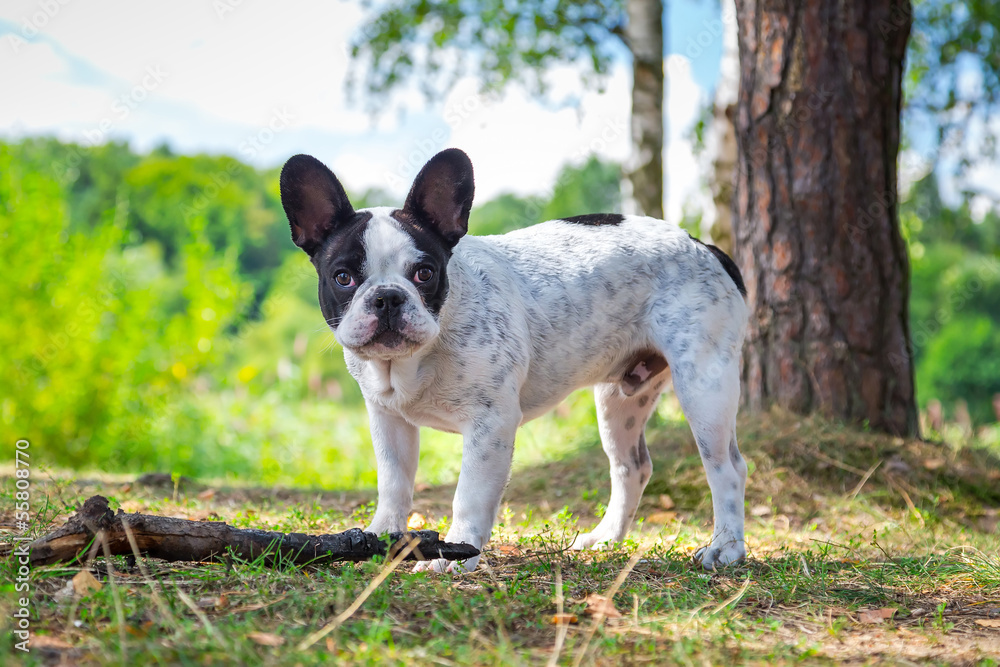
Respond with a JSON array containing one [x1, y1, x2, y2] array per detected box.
[[126, 625, 149, 638], [227, 594, 288, 614], [197, 488, 216, 501], [407, 512, 426, 530], [975, 619, 1000, 628], [646, 511, 677, 524], [551, 613, 578, 625], [658, 494, 675, 510], [923, 458, 946, 470], [584, 593, 623, 619], [31, 635, 73, 649], [750, 505, 772, 517], [53, 579, 75, 603], [72, 570, 102, 596], [247, 632, 285, 647], [910, 607, 927, 618], [495, 544, 521, 556], [859, 608, 896, 624], [196, 596, 221, 610], [325, 636, 336, 651], [415, 482, 431, 492]]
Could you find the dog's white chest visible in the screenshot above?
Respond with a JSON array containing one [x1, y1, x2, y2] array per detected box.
[[348, 353, 466, 433]]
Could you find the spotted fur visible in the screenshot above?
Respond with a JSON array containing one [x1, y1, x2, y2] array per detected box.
[[280, 150, 750, 573]]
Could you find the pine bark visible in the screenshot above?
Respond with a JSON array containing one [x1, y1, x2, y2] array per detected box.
[[625, 0, 665, 219], [732, 0, 918, 435]]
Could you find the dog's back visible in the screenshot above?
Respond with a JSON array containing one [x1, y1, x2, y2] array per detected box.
[[447, 215, 747, 418]]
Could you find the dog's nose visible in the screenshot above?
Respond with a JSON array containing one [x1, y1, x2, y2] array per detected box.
[[372, 287, 406, 325]]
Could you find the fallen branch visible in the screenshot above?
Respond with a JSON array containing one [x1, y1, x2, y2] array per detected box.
[[4, 495, 478, 567]]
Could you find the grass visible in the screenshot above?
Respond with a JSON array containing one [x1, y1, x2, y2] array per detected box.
[[2, 408, 1000, 665]]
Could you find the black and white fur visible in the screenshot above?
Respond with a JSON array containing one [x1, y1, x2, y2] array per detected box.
[[280, 149, 749, 573]]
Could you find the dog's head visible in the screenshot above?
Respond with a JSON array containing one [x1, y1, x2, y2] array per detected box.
[[279, 149, 474, 359]]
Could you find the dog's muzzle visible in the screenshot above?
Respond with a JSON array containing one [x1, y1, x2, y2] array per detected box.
[[372, 286, 405, 329], [368, 286, 409, 348]]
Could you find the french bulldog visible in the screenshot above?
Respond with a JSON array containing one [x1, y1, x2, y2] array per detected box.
[[279, 148, 749, 573]]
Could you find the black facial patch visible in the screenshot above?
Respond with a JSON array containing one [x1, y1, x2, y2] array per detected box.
[[389, 209, 456, 317], [561, 213, 625, 226], [313, 211, 373, 329], [621, 350, 669, 396], [689, 234, 747, 298]]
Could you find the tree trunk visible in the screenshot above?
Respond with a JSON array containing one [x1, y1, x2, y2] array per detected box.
[[732, 0, 918, 436], [625, 0, 664, 219]]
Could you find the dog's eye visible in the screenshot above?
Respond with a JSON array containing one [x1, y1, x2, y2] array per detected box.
[[413, 267, 434, 284], [334, 271, 355, 288]]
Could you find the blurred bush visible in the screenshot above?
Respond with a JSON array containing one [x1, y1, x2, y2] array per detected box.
[[0, 142, 249, 471], [0, 139, 619, 485], [3, 135, 996, 488], [903, 176, 1000, 425]]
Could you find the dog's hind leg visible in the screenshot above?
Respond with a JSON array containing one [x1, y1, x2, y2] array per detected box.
[[570, 371, 667, 551], [667, 342, 747, 570]]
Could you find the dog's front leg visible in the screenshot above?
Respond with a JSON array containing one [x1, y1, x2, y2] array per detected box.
[[414, 412, 519, 573], [364, 402, 420, 536]]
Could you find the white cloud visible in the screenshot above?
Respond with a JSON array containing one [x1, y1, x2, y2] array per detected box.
[[0, 1, 711, 221], [664, 54, 710, 225], [444, 68, 632, 203]]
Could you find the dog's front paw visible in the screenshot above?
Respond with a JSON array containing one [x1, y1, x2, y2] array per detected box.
[[412, 528, 483, 574], [412, 554, 481, 574], [693, 538, 746, 571], [365, 523, 401, 538], [569, 525, 624, 551], [365, 512, 407, 537]]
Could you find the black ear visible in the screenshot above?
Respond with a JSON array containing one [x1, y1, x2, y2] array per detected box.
[[280, 154, 354, 256], [403, 148, 474, 246]]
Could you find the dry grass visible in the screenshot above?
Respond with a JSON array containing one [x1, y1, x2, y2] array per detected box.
[[2, 409, 1000, 665]]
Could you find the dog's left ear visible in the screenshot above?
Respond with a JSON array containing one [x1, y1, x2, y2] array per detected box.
[[403, 148, 474, 246]]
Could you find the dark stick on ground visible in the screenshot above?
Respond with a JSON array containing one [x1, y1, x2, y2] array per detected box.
[[6, 495, 479, 567]]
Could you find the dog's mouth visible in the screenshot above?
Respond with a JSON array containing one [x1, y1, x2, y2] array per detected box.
[[351, 327, 419, 358], [370, 329, 406, 349]]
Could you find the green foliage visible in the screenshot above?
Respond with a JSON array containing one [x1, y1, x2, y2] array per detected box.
[[0, 143, 249, 469], [469, 156, 621, 235], [903, 175, 1000, 424], [469, 193, 546, 235], [917, 316, 1000, 424], [124, 153, 288, 309], [0, 137, 622, 483], [349, 0, 626, 108], [908, 0, 1000, 170], [3, 131, 995, 484], [541, 156, 622, 220]]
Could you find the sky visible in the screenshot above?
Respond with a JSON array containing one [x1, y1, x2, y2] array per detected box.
[[4, 1, 992, 222], [0, 0, 728, 225]]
